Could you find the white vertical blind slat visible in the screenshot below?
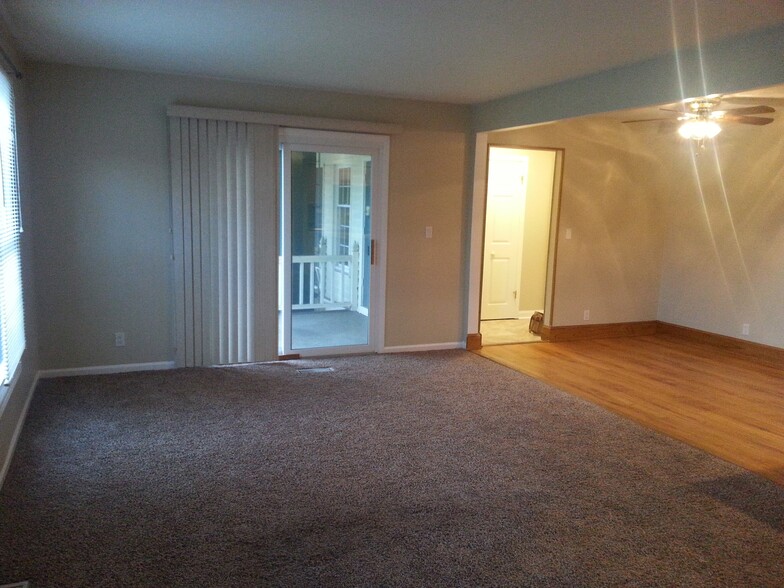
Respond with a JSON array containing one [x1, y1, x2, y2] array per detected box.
[[207, 120, 219, 365], [197, 118, 211, 364], [245, 127, 255, 356], [252, 125, 279, 362], [216, 121, 228, 363], [189, 118, 203, 367], [226, 122, 237, 363], [180, 118, 195, 367], [236, 123, 248, 362], [169, 119, 186, 368]]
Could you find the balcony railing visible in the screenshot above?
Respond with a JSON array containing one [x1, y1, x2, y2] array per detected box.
[[280, 244, 361, 311]]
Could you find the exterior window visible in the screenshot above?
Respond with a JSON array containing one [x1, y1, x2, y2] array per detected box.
[[336, 167, 351, 262], [0, 69, 24, 385]]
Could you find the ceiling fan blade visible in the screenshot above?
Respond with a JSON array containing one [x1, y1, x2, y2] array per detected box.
[[622, 117, 677, 124], [718, 105, 775, 116], [659, 107, 688, 114], [722, 115, 774, 125], [658, 120, 681, 134], [722, 96, 784, 107]]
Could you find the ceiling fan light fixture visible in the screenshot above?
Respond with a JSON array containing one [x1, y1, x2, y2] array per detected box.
[[678, 119, 721, 140]]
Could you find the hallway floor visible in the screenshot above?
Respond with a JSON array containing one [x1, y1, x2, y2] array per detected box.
[[480, 318, 540, 345]]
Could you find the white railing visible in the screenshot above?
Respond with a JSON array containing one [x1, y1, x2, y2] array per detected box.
[[281, 245, 360, 311]]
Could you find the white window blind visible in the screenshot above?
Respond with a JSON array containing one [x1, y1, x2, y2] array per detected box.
[[0, 69, 24, 385], [169, 117, 278, 367]]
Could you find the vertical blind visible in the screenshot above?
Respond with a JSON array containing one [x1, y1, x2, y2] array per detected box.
[[170, 118, 278, 367], [0, 69, 24, 385]]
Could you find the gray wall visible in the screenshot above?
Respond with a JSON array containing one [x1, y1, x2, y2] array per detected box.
[[27, 63, 470, 369]]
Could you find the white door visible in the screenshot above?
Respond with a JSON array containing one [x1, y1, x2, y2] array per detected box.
[[279, 129, 389, 357], [481, 147, 528, 320]]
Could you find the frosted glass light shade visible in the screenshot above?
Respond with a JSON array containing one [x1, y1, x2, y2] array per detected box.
[[678, 119, 721, 140]]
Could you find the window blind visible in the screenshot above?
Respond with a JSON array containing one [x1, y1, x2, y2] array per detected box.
[[169, 117, 278, 367], [0, 69, 24, 385]]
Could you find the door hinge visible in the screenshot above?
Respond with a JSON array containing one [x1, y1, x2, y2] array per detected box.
[[371, 239, 377, 265], [513, 290, 517, 299]]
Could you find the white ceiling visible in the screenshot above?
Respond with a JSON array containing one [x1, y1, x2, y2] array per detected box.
[[2, 0, 784, 104]]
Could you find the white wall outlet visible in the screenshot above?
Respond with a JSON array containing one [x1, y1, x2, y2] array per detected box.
[[565, 228, 572, 240], [114, 331, 126, 347], [742, 323, 750, 336], [425, 225, 433, 239], [583, 309, 590, 321]]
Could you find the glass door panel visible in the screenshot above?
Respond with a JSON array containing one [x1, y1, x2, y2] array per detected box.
[[281, 146, 373, 354]]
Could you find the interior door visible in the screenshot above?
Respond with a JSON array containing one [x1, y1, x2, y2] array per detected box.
[[481, 147, 528, 320], [279, 130, 388, 357]]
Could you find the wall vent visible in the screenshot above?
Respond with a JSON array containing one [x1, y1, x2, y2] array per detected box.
[[296, 367, 334, 374]]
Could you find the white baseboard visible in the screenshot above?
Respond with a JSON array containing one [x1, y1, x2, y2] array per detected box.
[[382, 342, 464, 353], [0, 371, 38, 490], [39, 361, 176, 379]]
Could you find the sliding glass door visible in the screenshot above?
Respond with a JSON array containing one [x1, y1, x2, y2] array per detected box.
[[279, 130, 388, 356]]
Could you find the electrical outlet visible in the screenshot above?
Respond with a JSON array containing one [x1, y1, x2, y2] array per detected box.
[[565, 228, 572, 240], [114, 332, 126, 347], [583, 309, 590, 321], [742, 323, 750, 336]]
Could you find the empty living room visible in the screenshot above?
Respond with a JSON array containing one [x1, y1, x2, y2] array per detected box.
[[1, 2, 783, 586]]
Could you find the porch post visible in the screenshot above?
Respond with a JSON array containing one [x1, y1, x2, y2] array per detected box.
[[351, 241, 360, 311]]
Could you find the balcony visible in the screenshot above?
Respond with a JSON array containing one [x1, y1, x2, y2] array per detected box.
[[280, 248, 369, 351]]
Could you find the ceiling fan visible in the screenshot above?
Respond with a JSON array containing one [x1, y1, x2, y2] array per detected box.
[[622, 95, 776, 140]]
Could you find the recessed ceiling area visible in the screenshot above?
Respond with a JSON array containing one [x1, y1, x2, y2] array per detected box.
[[2, 0, 784, 104]]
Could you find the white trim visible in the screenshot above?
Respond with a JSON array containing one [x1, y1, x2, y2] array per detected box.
[[38, 361, 176, 379], [0, 358, 24, 416], [374, 137, 390, 354], [288, 345, 378, 358], [0, 371, 38, 490], [167, 105, 402, 136], [382, 342, 464, 353], [466, 132, 489, 335]]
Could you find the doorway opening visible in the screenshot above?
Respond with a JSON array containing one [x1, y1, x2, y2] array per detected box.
[[278, 129, 389, 357], [480, 146, 558, 345]]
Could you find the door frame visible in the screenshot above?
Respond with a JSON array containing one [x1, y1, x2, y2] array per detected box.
[[467, 132, 565, 343], [279, 128, 389, 357]]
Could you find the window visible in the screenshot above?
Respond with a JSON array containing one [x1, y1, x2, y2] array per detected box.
[[336, 167, 351, 263], [0, 69, 24, 385]]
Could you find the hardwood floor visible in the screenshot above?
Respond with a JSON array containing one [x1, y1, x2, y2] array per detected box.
[[476, 333, 784, 486]]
